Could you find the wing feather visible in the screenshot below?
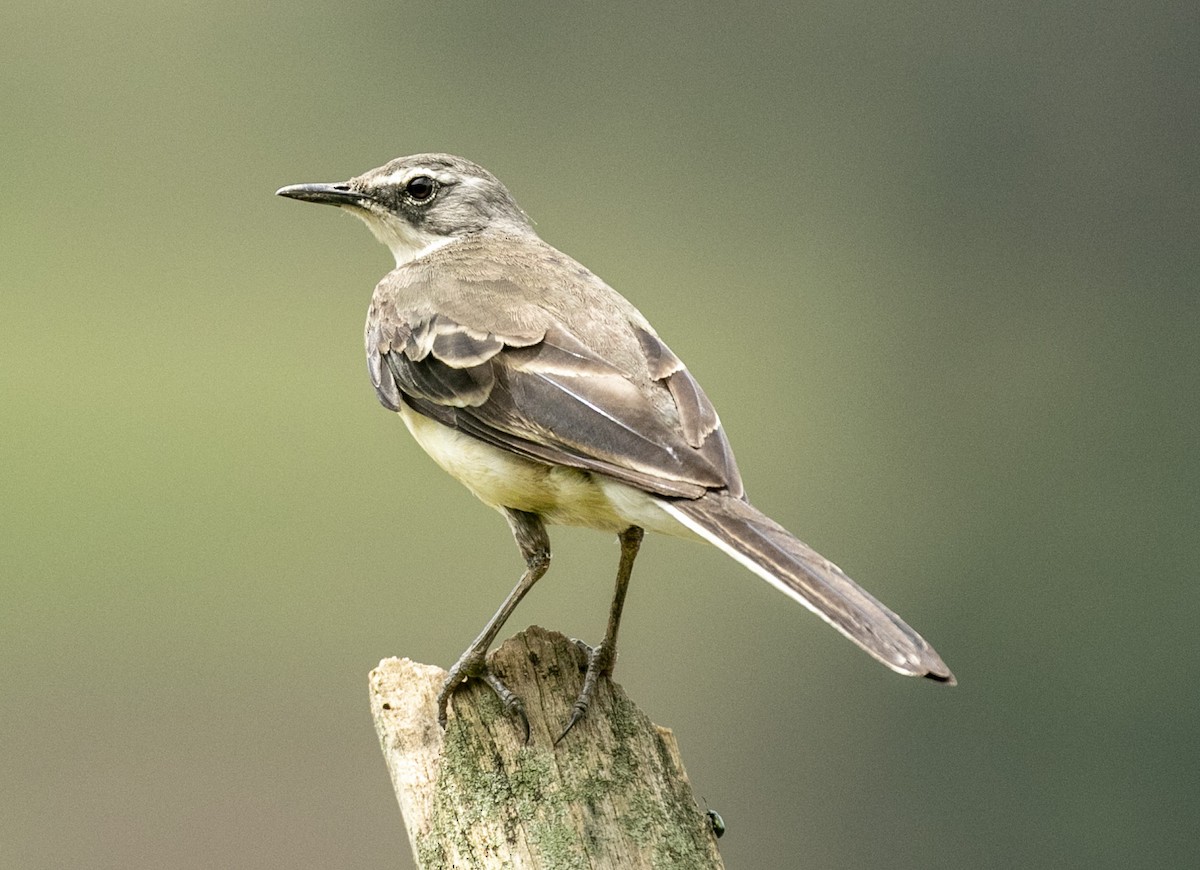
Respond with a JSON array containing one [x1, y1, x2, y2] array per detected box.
[[364, 251, 744, 499]]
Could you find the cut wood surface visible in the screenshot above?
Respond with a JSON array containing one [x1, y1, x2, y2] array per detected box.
[[369, 626, 725, 869]]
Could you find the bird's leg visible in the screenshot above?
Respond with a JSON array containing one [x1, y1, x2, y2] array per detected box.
[[557, 525, 644, 744], [437, 509, 550, 741]]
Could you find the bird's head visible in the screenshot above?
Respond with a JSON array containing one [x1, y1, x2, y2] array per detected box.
[[277, 153, 534, 267]]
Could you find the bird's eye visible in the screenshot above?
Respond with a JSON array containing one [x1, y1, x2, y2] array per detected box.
[[404, 176, 436, 202]]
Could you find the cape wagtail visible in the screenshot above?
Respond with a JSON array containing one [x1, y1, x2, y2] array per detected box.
[[277, 153, 955, 741]]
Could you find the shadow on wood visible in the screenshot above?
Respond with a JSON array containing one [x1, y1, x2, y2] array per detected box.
[[369, 626, 725, 869]]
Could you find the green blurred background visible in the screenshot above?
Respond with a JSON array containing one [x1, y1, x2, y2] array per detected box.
[[3, 2, 1197, 867]]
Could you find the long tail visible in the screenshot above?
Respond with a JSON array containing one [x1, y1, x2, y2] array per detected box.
[[658, 491, 955, 684]]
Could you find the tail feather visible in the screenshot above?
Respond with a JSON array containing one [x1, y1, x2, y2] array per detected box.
[[659, 492, 955, 684]]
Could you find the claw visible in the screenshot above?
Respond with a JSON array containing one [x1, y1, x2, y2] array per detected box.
[[554, 639, 615, 744], [555, 705, 586, 745], [436, 652, 529, 739], [435, 678, 459, 730], [482, 671, 530, 743]]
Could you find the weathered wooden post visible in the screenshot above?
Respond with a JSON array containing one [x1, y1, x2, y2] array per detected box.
[[369, 626, 725, 869]]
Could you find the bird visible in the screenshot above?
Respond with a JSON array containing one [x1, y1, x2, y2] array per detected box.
[[276, 153, 955, 741]]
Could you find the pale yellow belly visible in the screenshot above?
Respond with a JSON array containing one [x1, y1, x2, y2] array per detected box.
[[396, 405, 694, 538]]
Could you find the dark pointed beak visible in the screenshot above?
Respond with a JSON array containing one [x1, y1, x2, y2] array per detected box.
[[275, 182, 373, 206]]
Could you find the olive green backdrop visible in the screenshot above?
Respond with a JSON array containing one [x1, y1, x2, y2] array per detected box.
[[3, 2, 1196, 868]]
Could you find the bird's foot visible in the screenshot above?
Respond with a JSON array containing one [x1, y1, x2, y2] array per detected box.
[[437, 647, 529, 742], [555, 638, 617, 745]]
